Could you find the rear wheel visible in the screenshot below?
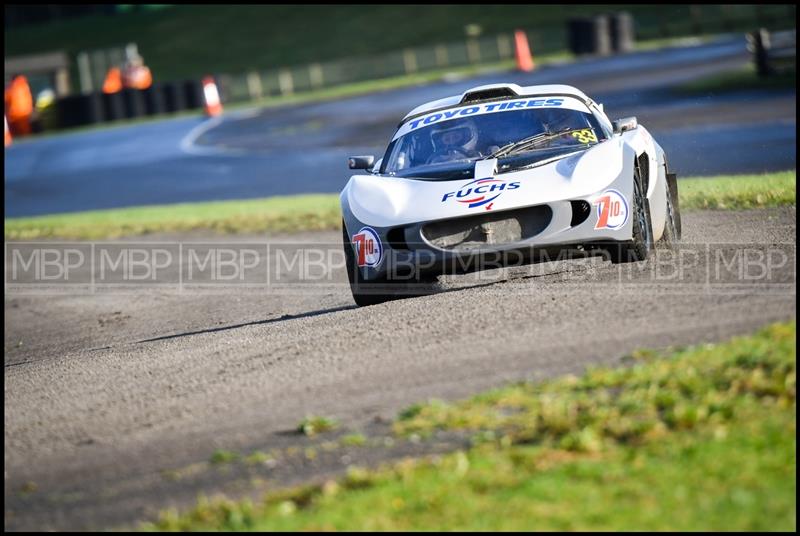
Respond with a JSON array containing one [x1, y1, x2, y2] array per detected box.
[[609, 167, 653, 264]]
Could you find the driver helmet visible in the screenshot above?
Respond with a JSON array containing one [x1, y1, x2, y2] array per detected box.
[[430, 119, 479, 154]]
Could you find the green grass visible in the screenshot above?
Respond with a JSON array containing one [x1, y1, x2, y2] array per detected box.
[[340, 434, 368, 447], [675, 63, 796, 95], [244, 451, 273, 466], [4, 194, 341, 240], [297, 416, 339, 437], [8, 5, 795, 82], [5, 171, 795, 241], [679, 171, 796, 210], [143, 321, 796, 531], [209, 450, 240, 465]]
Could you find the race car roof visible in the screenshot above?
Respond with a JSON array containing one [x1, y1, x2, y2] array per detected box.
[[400, 83, 593, 124]]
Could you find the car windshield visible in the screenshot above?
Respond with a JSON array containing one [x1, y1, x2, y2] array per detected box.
[[380, 99, 607, 178]]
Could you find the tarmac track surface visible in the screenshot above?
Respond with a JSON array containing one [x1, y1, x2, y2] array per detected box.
[[4, 207, 796, 530], [4, 35, 797, 217]]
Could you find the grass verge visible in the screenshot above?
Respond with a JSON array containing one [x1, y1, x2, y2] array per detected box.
[[144, 321, 796, 531], [4, 170, 795, 240], [4, 194, 341, 241], [679, 170, 796, 210]]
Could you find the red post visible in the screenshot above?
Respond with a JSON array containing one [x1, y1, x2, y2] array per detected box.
[[514, 29, 535, 72], [202, 76, 223, 117]]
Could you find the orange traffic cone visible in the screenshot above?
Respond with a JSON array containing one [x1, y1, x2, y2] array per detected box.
[[514, 30, 535, 72], [202, 76, 223, 117], [4, 116, 11, 147]]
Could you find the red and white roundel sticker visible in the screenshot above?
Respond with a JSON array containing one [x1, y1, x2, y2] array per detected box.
[[351, 227, 383, 267], [593, 189, 629, 229]]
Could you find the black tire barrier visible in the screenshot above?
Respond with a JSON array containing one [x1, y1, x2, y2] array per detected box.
[[121, 88, 147, 119], [143, 84, 167, 116], [183, 79, 204, 110], [609, 12, 635, 53], [55, 92, 105, 129], [102, 91, 126, 122], [163, 81, 186, 113], [567, 19, 585, 55], [50, 76, 211, 131], [567, 15, 613, 56]]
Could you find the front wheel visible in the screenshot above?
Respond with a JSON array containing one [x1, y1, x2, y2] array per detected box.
[[342, 222, 435, 306], [658, 171, 682, 247], [608, 169, 654, 264]]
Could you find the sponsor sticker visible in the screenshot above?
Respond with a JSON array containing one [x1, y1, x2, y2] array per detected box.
[[441, 177, 521, 211], [593, 189, 629, 229], [393, 96, 590, 141], [352, 226, 383, 267]]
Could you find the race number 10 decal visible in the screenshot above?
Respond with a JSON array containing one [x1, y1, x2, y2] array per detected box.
[[352, 227, 383, 267], [594, 189, 629, 229]]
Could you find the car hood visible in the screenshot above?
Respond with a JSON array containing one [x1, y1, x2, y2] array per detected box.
[[342, 138, 626, 228]]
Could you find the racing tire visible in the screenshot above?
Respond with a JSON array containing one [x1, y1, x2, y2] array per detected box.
[[658, 171, 682, 248], [608, 166, 654, 264], [342, 222, 435, 306]]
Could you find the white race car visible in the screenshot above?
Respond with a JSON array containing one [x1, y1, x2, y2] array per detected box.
[[341, 83, 681, 306]]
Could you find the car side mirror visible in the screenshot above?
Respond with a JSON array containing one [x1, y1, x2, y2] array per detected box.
[[613, 117, 638, 134], [348, 155, 375, 170]]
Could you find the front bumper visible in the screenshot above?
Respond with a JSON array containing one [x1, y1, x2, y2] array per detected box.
[[343, 168, 635, 282]]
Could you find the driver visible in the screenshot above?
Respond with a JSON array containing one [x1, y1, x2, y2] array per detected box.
[[428, 119, 480, 163]]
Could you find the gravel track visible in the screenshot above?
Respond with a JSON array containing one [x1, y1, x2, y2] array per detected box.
[[4, 207, 796, 530]]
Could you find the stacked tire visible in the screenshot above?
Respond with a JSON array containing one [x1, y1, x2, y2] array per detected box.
[[51, 78, 209, 131], [56, 92, 105, 128], [568, 12, 635, 56]]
